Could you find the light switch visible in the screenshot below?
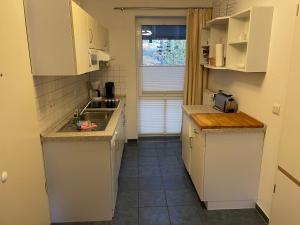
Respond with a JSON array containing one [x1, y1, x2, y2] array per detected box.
[[272, 103, 281, 115], [1, 171, 8, 184]]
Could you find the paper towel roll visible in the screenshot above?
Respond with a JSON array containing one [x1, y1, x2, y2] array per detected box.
[[215, 44, 224, 67]]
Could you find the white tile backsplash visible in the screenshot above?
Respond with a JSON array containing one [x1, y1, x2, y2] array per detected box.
[[89, 64, 126, 97], [33, 75, 89, 133], [33, 64, 125, 133]]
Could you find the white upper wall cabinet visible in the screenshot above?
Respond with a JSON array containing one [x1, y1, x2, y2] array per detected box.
[[202, 7, 273, 72], [88, 16, 109, 51], [24, 0, 109, 76]]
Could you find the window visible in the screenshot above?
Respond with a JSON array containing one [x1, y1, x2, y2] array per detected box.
[[137, 19, 186, 135]]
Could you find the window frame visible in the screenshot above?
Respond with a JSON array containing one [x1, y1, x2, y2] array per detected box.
[[136, 17, 186, 98]]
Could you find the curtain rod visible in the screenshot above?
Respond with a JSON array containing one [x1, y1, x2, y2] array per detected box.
[[114, 7, 212, 11]]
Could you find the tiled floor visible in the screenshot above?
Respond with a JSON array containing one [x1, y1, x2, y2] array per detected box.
[[53, 137, 267, 225]]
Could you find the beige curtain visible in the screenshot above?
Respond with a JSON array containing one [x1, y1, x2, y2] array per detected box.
[[184, 8, 212, 105]]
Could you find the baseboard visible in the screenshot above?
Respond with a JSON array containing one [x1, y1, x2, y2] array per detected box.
[[255, 203, 269, 223]]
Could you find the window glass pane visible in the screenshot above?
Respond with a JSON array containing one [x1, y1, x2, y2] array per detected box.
[[142, 25, 186, 66], [141, 66, 184, 92]]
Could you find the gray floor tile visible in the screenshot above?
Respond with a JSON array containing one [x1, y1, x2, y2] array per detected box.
[[116, 191, 138, 209], [139, 176, 163, 191], [162, 176, 189, 190], [139, 207, 170, 225], [169, 205, 203, 225], [200, 209, 267, 225], [138, 141, 156, 149], [139, 156, 159, 167], [158, 156, 179, 165], [139, 166, 161, 177], [118, 177, 138, 192], [139, 190, 167, 207], [122, 151, 138, 160], [119, 167, 138, 178], [112, 207, 138, 225], [166, 189, 200, 206], [160, 164, 187, 177], [139, 149, 158, 157], [121, 158, 138, 168]]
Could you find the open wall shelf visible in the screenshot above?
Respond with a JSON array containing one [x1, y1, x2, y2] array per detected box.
[[201, 7, 273, 73]]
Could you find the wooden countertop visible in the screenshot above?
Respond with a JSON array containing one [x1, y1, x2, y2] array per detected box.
[[191, 112, 264, 129]]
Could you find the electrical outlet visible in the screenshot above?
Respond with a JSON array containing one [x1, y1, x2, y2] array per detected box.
[[272, 103, 281, 115]]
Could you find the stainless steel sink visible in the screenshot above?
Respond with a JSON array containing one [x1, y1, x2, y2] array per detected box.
[[58, 110, 114, 132], [81, 111, 113, 120]]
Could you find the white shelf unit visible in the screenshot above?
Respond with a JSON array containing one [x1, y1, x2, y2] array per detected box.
[[202, 7, 273, 73], [201, 27, 211, 65], [204, 65, 227, 70], [200, 17, 229, 67]]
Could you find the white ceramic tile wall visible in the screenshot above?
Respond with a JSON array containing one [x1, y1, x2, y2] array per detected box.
[[89, 64, 126, 97], [213, 0, 236, 18], [33, 75, 89, 133]]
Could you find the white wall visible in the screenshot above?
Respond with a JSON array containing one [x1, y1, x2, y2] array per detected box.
[[208, 0, 298, 217], [79, 0, 212, 139]]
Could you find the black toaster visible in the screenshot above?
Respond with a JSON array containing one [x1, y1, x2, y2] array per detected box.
[[213, 90, 238, 113]]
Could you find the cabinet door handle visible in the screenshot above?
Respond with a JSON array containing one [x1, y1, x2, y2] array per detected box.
[[193, 129, 199, 134]]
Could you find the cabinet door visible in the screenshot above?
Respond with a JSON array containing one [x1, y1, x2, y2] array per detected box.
[[0, 1, 50, 224], [269, 171, 300, 225], [111, 136, 118, 210], [87, 15, 97, 49], [71, 1, 90, 74], [270, 11, 300, 225], [98, 25, 109, 51], [181, 113, 192, 173], [190, 124, 205, 200]]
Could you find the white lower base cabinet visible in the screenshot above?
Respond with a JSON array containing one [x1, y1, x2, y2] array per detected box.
[[43, 123, 125, 223], [190, 121, 265, 210]]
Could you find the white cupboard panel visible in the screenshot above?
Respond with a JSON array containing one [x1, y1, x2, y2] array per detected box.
[[269, 171, 300, 225]]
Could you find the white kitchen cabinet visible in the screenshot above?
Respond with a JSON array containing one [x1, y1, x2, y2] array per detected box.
[[185, 119, 265, 210], [269, 171, 300, 225], [24, 0, 109, 76], [43, 108, 126, 223], [111, 110, 126, 210], [72, 1, 90, 75], [88, 16, 109, 51], [190, 124, 205, 200], [0, 1, 50, 224], [181, 112, 192, 174], [269, 12, 300, 225], [97, 25, 109, 51]]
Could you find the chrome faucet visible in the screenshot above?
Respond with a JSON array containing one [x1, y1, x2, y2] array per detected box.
[[75, 99, 93, 118]]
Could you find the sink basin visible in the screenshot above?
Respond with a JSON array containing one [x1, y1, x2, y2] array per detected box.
[[58, 110, 114, 132], [81, 111, 113, 120]]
